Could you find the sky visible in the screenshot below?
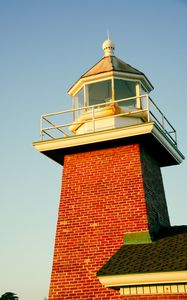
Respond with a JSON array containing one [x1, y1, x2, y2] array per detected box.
[[0, 0, 187, 299]]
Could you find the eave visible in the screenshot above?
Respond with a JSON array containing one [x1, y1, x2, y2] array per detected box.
[[68, 70, 153, 96], [97, 270, 187, 288], [33, 122, 184, 166]]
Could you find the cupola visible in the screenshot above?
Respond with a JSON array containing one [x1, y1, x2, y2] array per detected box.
[[68, 39, 154, 134], [33, 39, 184, 167]]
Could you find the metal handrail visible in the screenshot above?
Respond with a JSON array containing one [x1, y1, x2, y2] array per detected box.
[[39, 94, 177, 146], [149, 96, 176, 133], [41, 95, 141, 118], [149, 111, 176, 145]]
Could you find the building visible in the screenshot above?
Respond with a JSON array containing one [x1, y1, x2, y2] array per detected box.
[[33, 39, 187, 299]]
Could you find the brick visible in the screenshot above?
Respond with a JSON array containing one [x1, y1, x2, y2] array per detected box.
[[48, 144, 171, 299]]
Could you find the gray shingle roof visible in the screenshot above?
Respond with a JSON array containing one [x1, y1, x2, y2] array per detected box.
[[68, 54, 154, 94], [97, 226, 187, 276], [81, 56, 145, 78]]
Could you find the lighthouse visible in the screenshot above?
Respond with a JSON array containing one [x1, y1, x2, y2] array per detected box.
[[33, 40, 187, 299]]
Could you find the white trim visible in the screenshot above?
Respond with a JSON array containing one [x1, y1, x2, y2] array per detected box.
[[83, 84, 86, 107], [33, 122, 183, 165], [114, 75, 140, 83], [113, 71, 153, 91], [111, 77, 115, 102], [72, 76, 140, 104], [136, 82, 141, 108], [33, 122, 154, 152], [68, 71, 153, 96], [120, 283, 187, 295], [98, 271, 187, 288], [68, 72, 114, 96], [84, 76, 113, 87]]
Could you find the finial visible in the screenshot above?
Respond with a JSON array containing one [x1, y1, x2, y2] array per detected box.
[[107, 29, 110, 40], [102, 38, 115, 57]]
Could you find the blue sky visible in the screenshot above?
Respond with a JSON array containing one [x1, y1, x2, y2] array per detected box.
[[0, 1, 187, 299]]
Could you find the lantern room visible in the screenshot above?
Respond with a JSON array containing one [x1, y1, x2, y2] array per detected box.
[[68, 39, 154, 134]]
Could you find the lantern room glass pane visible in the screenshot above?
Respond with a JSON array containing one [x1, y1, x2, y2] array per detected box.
[[140, 84, 148, 110], [74, 87, 84, 108], [114, 79, 136, 107], [88, 80, 112, 106], [140, 84, 147, 95], [73, 87, 84, 120]]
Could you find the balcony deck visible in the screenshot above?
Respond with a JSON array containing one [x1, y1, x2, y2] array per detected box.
[[33, 95, 184, 166]]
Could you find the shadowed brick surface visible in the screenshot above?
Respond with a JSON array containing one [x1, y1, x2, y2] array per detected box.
[[141, 147, 170, 237]]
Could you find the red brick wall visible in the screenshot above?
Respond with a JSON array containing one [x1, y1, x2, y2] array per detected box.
[[48, 144, 175, 299]]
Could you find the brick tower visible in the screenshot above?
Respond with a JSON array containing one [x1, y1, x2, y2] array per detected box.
[[33, 39, 187, 299]]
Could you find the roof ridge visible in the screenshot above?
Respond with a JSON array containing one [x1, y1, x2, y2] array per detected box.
[[112, 55, 144, 75], [80, 56, 107, 78]]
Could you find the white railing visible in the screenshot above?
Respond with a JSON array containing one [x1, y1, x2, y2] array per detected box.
[[39, 94, 177, 146]]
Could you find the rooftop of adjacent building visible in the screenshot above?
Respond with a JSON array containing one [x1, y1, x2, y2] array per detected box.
[[97, 226, 187, 277]]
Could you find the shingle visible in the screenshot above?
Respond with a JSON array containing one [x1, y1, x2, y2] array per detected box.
[[97, 226, 187, 276], [68, 54, 154, 93], [81, 56, 145, 78]]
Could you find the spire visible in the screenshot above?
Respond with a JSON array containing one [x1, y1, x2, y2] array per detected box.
[[102, 39, 115, 57]]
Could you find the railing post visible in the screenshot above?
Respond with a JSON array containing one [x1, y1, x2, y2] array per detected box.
[[136, 82, 141, 108], [146, 94, 150, 122], [92, 106, 95, 132], [161, 113, 165, 129], [38, 95, 178, 148], [40, 116, 43, 141], [175, 131, 177, 145]]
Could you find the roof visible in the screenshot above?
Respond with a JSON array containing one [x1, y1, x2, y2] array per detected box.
[[68, 55, 154, 94], [81, 56, 153, 89], [81, 56, 144, 77], [97, 226, 187, 276]]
